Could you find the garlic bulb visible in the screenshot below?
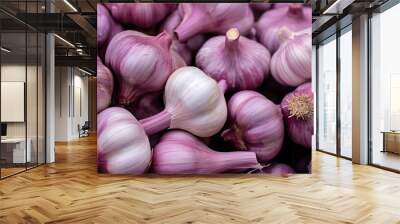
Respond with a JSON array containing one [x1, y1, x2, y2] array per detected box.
[[270, 28, 311, 86], [196, 28, 271, 91], [105, 30, 183, 106], [256, 3, 311, 53], [105, 3, 175, 28], [152, 130, 262, 174], [222, 91, 284, 162], [140, 66, 228, 137], [97, 57, 114, 113], [175, 3, 254, 41], [97, 107, 151, 174], [281, 82, 313, 148], [97, 4, 123, 59]]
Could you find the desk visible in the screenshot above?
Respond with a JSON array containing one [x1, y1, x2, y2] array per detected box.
[[381, 131, 400, 154], [1, 138, 31, 163]]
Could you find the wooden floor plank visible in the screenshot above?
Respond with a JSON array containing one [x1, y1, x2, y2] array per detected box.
[[0, 135, 400, 223]]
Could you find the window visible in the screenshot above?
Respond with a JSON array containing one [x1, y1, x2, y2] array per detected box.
[[339, 28, 352, 158], [317, 36, 337, 154], [370, 3, 400, 171]]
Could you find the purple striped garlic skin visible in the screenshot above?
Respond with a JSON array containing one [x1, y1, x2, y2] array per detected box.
[[160, 10, 207, 64], [250, 3, 273, 12], [281, 82, 313, 148], [270, 30, 312, 87], [129, 92, 164, 120], [262, 163, 294, 175], [256, 3, 311, 53], [196, 28, 271, 91], [140, 66, 228, 138], [105, 30, 183, 106], [152, 130, 261, 174], [97, 57, 114, 113], [161, 9, 207, 51], [97, 107, 151, 174], [164, 67, 227, 137], [273, 3, 292, 9], [97, 4, 123, 59], [175, 3, 254, 41], [222, 91, 284, 162], [105, 3, 175, 28]]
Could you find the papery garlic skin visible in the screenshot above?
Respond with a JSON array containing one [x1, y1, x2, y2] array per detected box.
[[97, 57, 114, 113], [105, 3, 175, 28], [281, 82, 313, 148], [273, 3, 292, 9], [97, 107, 151, 174], [152, 130, 261, 174], [161, 10, 207, 64], [250, 3, 273, 13], [165, 67, 227, 137], [270, 32, 311, 87], [140, 66, 228, 138], [222, 91, 284, 162], [256, 3, 311, 53], [129, 92, 164, 120], [262, 163, 294, 175], [105, 30, 182, 106], [175, 3, 254, 41], [97, 4, 123, 59], [196, 28, 271, 91]]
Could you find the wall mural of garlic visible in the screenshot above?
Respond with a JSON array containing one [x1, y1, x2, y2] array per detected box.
[[97, 3, 312, 175]]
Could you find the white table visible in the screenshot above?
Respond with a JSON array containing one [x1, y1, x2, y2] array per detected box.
[[1, 138, 31, 163]]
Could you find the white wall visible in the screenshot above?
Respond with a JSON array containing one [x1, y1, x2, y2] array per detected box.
[[55, 66, 70, 141], [54, 67, 89, 141]]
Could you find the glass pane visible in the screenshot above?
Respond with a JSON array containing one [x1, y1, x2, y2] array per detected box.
[[27, 31, 38, 169], [340, 29, 352, 158], [38, 32, 45, 165], [317, 37, 337, 154], [1, 31, 27, 177], [371, 5, 400, 171]]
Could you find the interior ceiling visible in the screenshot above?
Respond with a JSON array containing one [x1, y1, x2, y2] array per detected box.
[[0, 0, 97, 73], [312, 0, 389, 43], [0, 1, 97, 46]]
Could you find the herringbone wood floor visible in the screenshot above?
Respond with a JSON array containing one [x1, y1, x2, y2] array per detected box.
[[1, 135, 400, 224]]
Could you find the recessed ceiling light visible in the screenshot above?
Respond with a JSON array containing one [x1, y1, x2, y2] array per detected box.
[[1, 47, 11, 53], [78, 67, 93, 76], [63, 0, 78, 12], [54, 34, 75, 48]]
